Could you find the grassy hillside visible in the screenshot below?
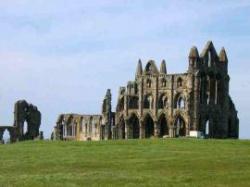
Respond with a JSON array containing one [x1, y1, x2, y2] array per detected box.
[[0, 139, 250, 187]]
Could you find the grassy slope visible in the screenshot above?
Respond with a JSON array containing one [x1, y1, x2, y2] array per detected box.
[[0, 139, 250, 187]]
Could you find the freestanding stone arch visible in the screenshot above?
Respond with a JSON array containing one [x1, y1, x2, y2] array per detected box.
[[0, 100, 41, 143]]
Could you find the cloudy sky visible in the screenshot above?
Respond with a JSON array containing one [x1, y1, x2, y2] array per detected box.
[[0, 0, 249, 139]]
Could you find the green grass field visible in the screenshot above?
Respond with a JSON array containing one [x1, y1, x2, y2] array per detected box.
[[0, 139, 250, 187]]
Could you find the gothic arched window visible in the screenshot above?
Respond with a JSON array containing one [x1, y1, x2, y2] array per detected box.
[[146, 79, 152, 88], [144, 95, 153, 109], [177, 78, 183, 88], [158, 94, 168, 109], [208, 51, 212, 67], [161, 78, 166, 87], [177, 97, 185, 109]]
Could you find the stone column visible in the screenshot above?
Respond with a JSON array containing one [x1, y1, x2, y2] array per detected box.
[[139, 78, 143, 117], [154, 76, 158, 117], [154, 120, 159, 137], [72, 124, 74, 137], [125, 119, 129, 139], [193, 74, 200, 131], [139, 120, 145, 139], [65, 124, 67, 137], [169, 127, 174, 138]]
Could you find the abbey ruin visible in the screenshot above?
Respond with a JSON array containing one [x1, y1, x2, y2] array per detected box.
[[0, 100, 42, 143], [53, 41, 239, 141]]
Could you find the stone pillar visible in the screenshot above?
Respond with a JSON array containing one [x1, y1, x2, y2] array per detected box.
[[124, 95, 128, 117], [173, 126, 176, 137], [193, 74, 200, 131], [64, 125, 67, 137], [169, 127, 173, 138], [154, 77, 158, 118], [125, 119, 129, 139], [139, 79, 143, 117], [139, 120, 145, 139], [154, 120, 159, 137], [72, 124, 74, 137]]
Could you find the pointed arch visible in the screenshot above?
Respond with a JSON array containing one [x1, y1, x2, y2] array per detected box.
[[208, 50, 212, 67], [175, 115, 186, 137], [128, 113, 140, 139], [3, 129, 10, 144], [158, 113, 168, 137], [161, 78, 166, 87], [144, 114, 154, 138], [144, 60, 159, 74], [128, 96, 139, 109], [158, 94, 168, 109], [144, 94, 153, 109], [174, 93, 185, 109], [177, 77, 183, 87]]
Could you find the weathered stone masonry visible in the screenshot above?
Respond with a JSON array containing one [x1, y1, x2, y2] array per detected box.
[[53, 41, 239, 140], [0, 100, 42, 143]]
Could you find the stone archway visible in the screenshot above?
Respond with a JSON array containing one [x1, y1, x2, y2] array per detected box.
[[0, 127, 16, 144], [158, 114, 168, 137], [175, 116, 186, 137], [128, 114, 140, 139], [144, 114, 154, 138], [2, 129, 11, 144]]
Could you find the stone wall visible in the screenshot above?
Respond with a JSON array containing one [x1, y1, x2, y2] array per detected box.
[[53, 41, 239, 141], [0, 100, 41, 143]]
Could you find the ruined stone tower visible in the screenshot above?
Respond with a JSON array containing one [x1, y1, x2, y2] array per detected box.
[[0, 100, 41, 143]]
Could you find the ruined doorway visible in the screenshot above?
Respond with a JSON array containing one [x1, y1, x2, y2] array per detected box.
[[175, 116, 186, 137], [144, 114, 154, 138], [128, 114, 139, 139], [159, 114, 168, 137], [3, 129, 10, 144]]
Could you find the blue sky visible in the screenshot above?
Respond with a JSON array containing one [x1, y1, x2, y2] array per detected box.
[[0, 0, 249, 139]]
